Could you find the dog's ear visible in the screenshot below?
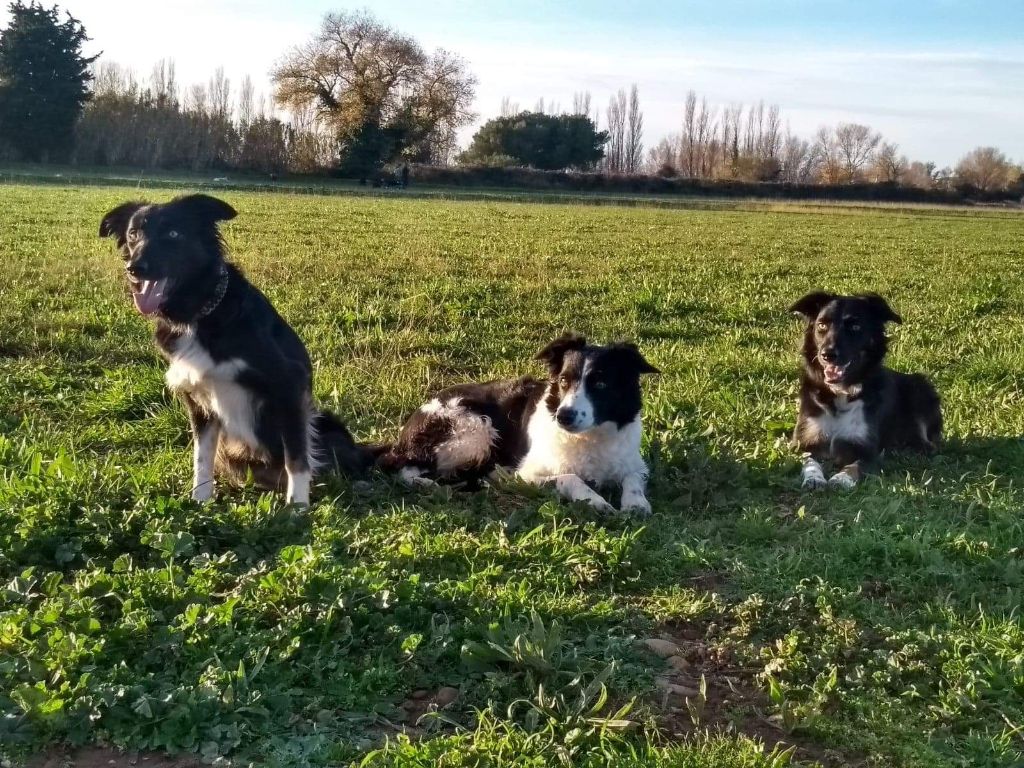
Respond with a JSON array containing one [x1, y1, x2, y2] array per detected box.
[[862, 293, 902, 325], [536, 333, 587, 375], [171, 194, 238, 224], [789, 291, 836, 320], [606, 342, 660, 375], [99, 201, 145, 244]]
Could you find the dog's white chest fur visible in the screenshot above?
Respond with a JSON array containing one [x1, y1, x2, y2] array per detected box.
[[517, 405, 647, 485], [165, 332, 258, 446], [806, 396, 869, 446]]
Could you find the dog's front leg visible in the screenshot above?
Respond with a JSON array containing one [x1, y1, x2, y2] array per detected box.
[[188, 405, 220, 503], [829, 460, 862, 489], [536, 473, 615, 513], [619, 472, 652, 517], [800, 453, 827, 489], [829, 441, 873, 490]]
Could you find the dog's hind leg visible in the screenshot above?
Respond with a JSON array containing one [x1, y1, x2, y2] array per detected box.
[[280, 400, 314, 506]]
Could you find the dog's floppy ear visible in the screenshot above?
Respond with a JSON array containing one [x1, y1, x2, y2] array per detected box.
[[170, 194, 238, 223], [99, 201, 145, 244], [607, 342, 660, 375], [861, 293, 902, 325], [536, 333, 587, 375], [789, 291, 836, 320]]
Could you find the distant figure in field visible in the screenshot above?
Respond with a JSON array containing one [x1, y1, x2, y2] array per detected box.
[[401, 164, 410, 188]]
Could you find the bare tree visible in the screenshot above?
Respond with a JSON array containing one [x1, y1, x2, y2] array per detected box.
[[624, 84, 643, 173], [237, 75, 254, 132], [780, 130, 813, 182], [271, 10, 476, 164], [500, 97, 519, 117], [646, 133, 678, 174], [150, 59, 177, 107], [185, 83, 208, 116], [605, 89, 627, 172], [761, 103, 782, 160], [208, 67, 231, 120], [904, 160, 937, 189], [871, 142, 907, 184], [694, 96, 717, 178], [742, 101, 760, 157], [571, 91, 592, 116], [813, 127, 844, 184], [834, 122, 881, 181], [955, 146, 1016, 191], [680, 90, 697, 177]]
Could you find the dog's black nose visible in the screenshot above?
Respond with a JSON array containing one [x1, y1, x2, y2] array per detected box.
[[820, 347, 838, 363], [556, 408, 577, 427], [126, 260, 148, 277]]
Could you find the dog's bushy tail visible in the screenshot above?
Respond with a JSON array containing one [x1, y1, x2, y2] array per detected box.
[[371, 444, 409, 473], [313, 410, 379, 475]]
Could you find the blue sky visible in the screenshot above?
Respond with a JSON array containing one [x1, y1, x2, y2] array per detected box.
[[10, 1, 1024, 165]]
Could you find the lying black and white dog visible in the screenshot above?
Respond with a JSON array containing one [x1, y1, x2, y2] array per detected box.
[[378, 334, 659, 515], [100, 194, 370, 506], [789, 291, 942, 489]]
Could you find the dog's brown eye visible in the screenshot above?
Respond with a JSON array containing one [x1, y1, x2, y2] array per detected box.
[[167, 230, 180, 240], [850, 323, 861, 331], [559, 375, 570, 387], [591, 380, 607, 390], [127, 228, 138, 241], [817, 322, 828, 331]]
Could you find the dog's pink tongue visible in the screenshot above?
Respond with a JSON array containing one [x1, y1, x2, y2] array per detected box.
[[824, 363, 843, 382], [132, 279, 167, 316]]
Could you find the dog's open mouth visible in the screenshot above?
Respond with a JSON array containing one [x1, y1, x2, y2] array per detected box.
[[130, 278, 170, 316], [822, 362, 849, 385]]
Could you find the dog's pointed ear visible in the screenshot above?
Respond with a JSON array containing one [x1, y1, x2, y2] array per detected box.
[[99, 201, 145, 244], [607, 342, 660, 375], [171, 194, 238, 223], [789, 291, 836, 320], [862, 293, 902, 325], [536, 333, 586, 375]]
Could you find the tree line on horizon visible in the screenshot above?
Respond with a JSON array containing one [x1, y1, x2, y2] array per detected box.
[[0, 2, 1021, 195]]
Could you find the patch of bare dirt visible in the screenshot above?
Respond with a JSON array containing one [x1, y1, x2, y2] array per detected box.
[[28, 748, 198, 768], [640, 627, 862, 768]]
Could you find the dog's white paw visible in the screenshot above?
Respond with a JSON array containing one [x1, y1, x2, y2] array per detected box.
[[620, 495, 653, 518], [399, 466, 436, 488], [828, 471, 857, 490], [191, 484, 214, 503], [587, 496, 617, 514], [801, 474, 827, 490]]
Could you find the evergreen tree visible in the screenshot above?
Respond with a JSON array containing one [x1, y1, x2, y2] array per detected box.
[[0, 2, 98, 161]]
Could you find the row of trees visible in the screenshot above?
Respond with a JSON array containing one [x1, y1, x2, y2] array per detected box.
[[466, 85, 1021, 194], [642, 92, 1023, 192], [74, 60, 333, 173], [0, 4, 477, 174], [1, 2, 1020, 193]]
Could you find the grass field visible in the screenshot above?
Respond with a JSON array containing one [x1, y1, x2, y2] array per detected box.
[[1, 182, 1023, 767]]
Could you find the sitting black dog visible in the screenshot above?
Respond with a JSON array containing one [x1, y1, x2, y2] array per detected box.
[[789, 291, 942, 489], [100, 194, 370, 506]]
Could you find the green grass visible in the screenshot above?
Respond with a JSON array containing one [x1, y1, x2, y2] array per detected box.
[[1, 182, 1023, 767]]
